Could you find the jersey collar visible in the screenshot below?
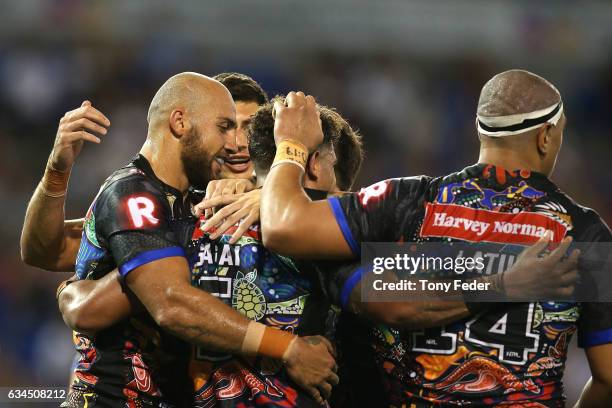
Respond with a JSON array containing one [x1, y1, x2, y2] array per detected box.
[[463, 163, 560, 192], [132, 154, 184, 198]]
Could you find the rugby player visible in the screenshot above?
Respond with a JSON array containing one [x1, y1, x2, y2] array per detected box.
[[260, 71, 612, 406], [212, 72, 266, 181], [20, 72, 337, 407], [52, 98, 364, 407], [20, 71, 267, 269], [189, 101, 365, 406], [198, 72, 270, 242]]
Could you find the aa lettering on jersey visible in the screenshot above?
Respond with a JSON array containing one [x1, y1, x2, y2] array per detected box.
[[194, 241, 241, 268]]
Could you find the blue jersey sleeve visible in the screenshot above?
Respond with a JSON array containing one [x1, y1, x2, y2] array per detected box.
[[327, 177, 432, 256]]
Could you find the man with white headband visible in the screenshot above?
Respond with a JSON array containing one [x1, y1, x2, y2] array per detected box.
[[476, 69, 565, 173], [477, 101, 563, 136], [477, 104, 563, 139], [258, 70, 612, 407]]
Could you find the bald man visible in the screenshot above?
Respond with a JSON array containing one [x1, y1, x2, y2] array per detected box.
[[259, 71, 612, 407], [21, 73, 336, 407]]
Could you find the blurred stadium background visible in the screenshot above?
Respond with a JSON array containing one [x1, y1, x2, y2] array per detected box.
[[1, 1, 611, 405]]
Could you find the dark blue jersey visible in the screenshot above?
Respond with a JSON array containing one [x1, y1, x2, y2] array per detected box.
[[67, 155, 194, 407]]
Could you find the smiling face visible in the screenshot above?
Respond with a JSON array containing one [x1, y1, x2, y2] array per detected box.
[[219, 101, 259, 179]]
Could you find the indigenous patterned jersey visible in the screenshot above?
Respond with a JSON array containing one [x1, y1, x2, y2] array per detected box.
[[327, 163, 612, 407], [67, 155, 193, 407], [186, 189, 335, 408]]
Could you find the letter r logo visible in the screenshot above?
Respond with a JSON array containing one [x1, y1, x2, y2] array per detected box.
[[359, 180, 389, 206], [127, 196, 159, 228]]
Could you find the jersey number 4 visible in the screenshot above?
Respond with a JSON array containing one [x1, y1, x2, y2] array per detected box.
[[412, 303, 539, 365]]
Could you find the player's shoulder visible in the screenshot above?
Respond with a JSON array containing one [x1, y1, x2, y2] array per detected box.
[[91, 159, 174, 230], [97, 162, 166, 204], [576, 206, 612, 242], [358, 175, 434, 199], [341, 176, 435, 214], [103, 165, 160, 194], [394, 175, 435, 188], [553, 189, 612, 241]]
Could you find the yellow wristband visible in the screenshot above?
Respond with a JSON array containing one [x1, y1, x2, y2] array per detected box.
[[273, 139, 309, 171], [270, 159, 307, 172]]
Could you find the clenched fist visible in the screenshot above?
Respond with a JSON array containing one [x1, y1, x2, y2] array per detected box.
[[48, 101, 111, 172], [284, 335, 339, 405], [273, 92, 323, 153]]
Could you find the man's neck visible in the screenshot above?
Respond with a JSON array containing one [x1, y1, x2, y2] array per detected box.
[[140, 138, 190, 193], [478, 147, 541, 173]]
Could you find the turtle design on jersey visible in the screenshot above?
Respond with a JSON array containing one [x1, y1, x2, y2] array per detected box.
[[233, 270, 267, 321]]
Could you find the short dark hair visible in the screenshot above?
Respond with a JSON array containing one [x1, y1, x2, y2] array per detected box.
[[326, 109, 364, 191], [248, 97, 364, 191], [213, 72, 268, 105]]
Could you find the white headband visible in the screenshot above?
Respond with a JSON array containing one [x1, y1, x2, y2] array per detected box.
[[477, 102, 563, 137]]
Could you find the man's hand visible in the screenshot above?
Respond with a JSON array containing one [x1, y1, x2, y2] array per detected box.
[[198, 178, 256, 218], [195, 189, 261, 244], [504, 234, 579, 300], [273, 92, 323, 152], [49, 100, 111, 172], [21, 101, 109, 270], [284, 335, 338, 405]]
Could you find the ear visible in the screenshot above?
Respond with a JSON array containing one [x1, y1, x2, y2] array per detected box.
[[536, 124, 552, 156], [169, 108, 188, 139], [305, 150, 320, 182]]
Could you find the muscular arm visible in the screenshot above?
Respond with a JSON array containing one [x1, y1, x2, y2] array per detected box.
[[261, 164, 352, 259], [126, 256, 251, 352], [21, 186, 83, 271], [58, 270, 137, 336], [20, 100, 110, 271], [338, 238, 577, 329], [125, 255, 337, 403], [340, 265, 474, 329], [349, 284, 470, 329], [575, 344, 612, 408], [261, 92, 353, 259], [574, 219, 612, 407]]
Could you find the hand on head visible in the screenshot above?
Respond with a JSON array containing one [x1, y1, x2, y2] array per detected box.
[[273, 91, 323, 153]]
